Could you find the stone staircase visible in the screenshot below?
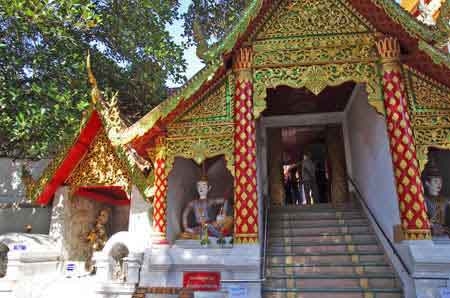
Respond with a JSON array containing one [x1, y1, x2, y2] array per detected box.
[[263, 203, 403, 298]]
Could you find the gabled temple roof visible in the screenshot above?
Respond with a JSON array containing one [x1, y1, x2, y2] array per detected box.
[[24, 81, 154, 205], [24, 105, 153, 205], [118, 0, 450, 155]]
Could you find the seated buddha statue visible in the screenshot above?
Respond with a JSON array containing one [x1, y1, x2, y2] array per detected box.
[[180, 176, 233, 240], [422, 160, 450, 237]]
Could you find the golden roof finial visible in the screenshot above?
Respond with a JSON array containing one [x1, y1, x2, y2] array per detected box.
[[87, 50, 100, 105]]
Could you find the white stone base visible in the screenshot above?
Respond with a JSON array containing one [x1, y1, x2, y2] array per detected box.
[[140, 244, 261, 298], [94, 282, 136, 298], [0, 279, 15, 298]]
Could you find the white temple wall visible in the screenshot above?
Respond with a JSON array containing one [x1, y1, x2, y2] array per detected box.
[[111, 204, 130, 235], [343, 85, 401, 242], [0, 158, 49, 203], [129, 185, 153, 237], [0, 158, 51, 235]]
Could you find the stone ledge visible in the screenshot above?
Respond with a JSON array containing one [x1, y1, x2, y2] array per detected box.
[[95, 282, 137, 294], [407, 240, 450, 278]]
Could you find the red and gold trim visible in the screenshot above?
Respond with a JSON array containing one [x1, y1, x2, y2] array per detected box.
[[152, 136, 169, 244], [233, 48, 259, 244], [376, 37, 431, 240]]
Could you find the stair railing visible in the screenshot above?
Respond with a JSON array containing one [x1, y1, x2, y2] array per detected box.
[[346, 175, 412, 276], [261, 194, 270, 281]]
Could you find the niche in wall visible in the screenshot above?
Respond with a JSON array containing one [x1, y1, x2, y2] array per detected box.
[[65, 189, 130, 261], [167, 155, 234, 244]]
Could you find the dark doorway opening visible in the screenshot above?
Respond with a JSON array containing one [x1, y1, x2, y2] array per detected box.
[[268, 125, 349, 207]]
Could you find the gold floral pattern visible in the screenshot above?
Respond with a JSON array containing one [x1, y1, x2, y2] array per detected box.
[[403, 65, 450, 170], [176, 75, 234, 123], [66, 129, 131, 193], [256, 0, 373, 39], [253, 62, 384, 117], [252, 33, 379, 75]]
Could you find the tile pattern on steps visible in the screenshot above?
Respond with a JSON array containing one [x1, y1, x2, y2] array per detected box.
[[263, 204, 403, 298]]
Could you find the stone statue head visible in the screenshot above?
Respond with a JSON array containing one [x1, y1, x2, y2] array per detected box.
[[97, 208, 111, 225], [423, 160, 443, 197], [197, 176, 211, 200]]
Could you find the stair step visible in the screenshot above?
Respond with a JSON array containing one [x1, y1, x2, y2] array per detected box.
[[271, 203, 358, 212], [263, 288, 403, 298], [264, 203, 402, 297], [269, 240, 378, 247], [269, 253, 386, 266], [267, 263, 393, 275], [268, 261, 390, 268], [269, 251, 384, 257], [265, 274, 399, 288], [269, 231, 374, 239], [270, 223, 369, 229], [267, 273, 396, 278], [269, 234, 376, 244], [270, 218, 369, 227], [268, 243, 380, 254], [270, 225, 371, 236], [270, 211, 365, 221]]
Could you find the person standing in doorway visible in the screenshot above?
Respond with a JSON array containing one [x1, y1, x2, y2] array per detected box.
[[302, 152, 320, 204]]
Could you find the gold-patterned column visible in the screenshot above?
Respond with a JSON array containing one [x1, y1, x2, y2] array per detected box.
[[232, 48, 259, 244], [152, 136, 169, 244], [376, 37, 431, 240]]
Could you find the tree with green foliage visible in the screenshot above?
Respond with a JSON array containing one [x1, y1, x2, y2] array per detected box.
[[0, 0, 185, 158], [182, 0, 247, 55]]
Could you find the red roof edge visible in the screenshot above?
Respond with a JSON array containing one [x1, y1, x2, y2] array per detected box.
[[75, 187, 130, 206], [36, 111, 103, 205]]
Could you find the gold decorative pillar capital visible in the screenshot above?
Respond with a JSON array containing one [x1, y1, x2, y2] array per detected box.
[[154, 135, 167, 160], [233, 47, 253, 81], [376, 37, 401, 71]]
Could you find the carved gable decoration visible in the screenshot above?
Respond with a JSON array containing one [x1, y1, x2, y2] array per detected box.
[[166, 74, 236, 177], [403, 66, 450, 170], [66, 129, 131, 191], [405, 67, 450, 111], [256, 0, 374, 39], [175, 74, 234, 124]]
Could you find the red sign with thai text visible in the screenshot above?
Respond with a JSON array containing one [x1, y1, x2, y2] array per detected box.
[[183, 272, 221, 291]]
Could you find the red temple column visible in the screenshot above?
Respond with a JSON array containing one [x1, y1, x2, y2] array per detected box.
[[232, 48, 259, 244], [152, 135, 169, 244], [376, 37, 431, 240]]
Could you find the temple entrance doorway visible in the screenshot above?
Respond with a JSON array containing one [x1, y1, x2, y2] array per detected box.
[[265, 125, 348, 207], [257, 83, 355, 207]]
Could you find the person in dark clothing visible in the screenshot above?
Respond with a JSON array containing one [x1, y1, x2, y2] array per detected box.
[[302, 152, 320, 204]]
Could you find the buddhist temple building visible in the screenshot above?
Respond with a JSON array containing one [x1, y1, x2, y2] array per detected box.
[[1, 0, 449, 298]]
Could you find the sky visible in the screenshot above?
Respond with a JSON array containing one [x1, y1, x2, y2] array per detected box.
[[167, 0, 204, 87]]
